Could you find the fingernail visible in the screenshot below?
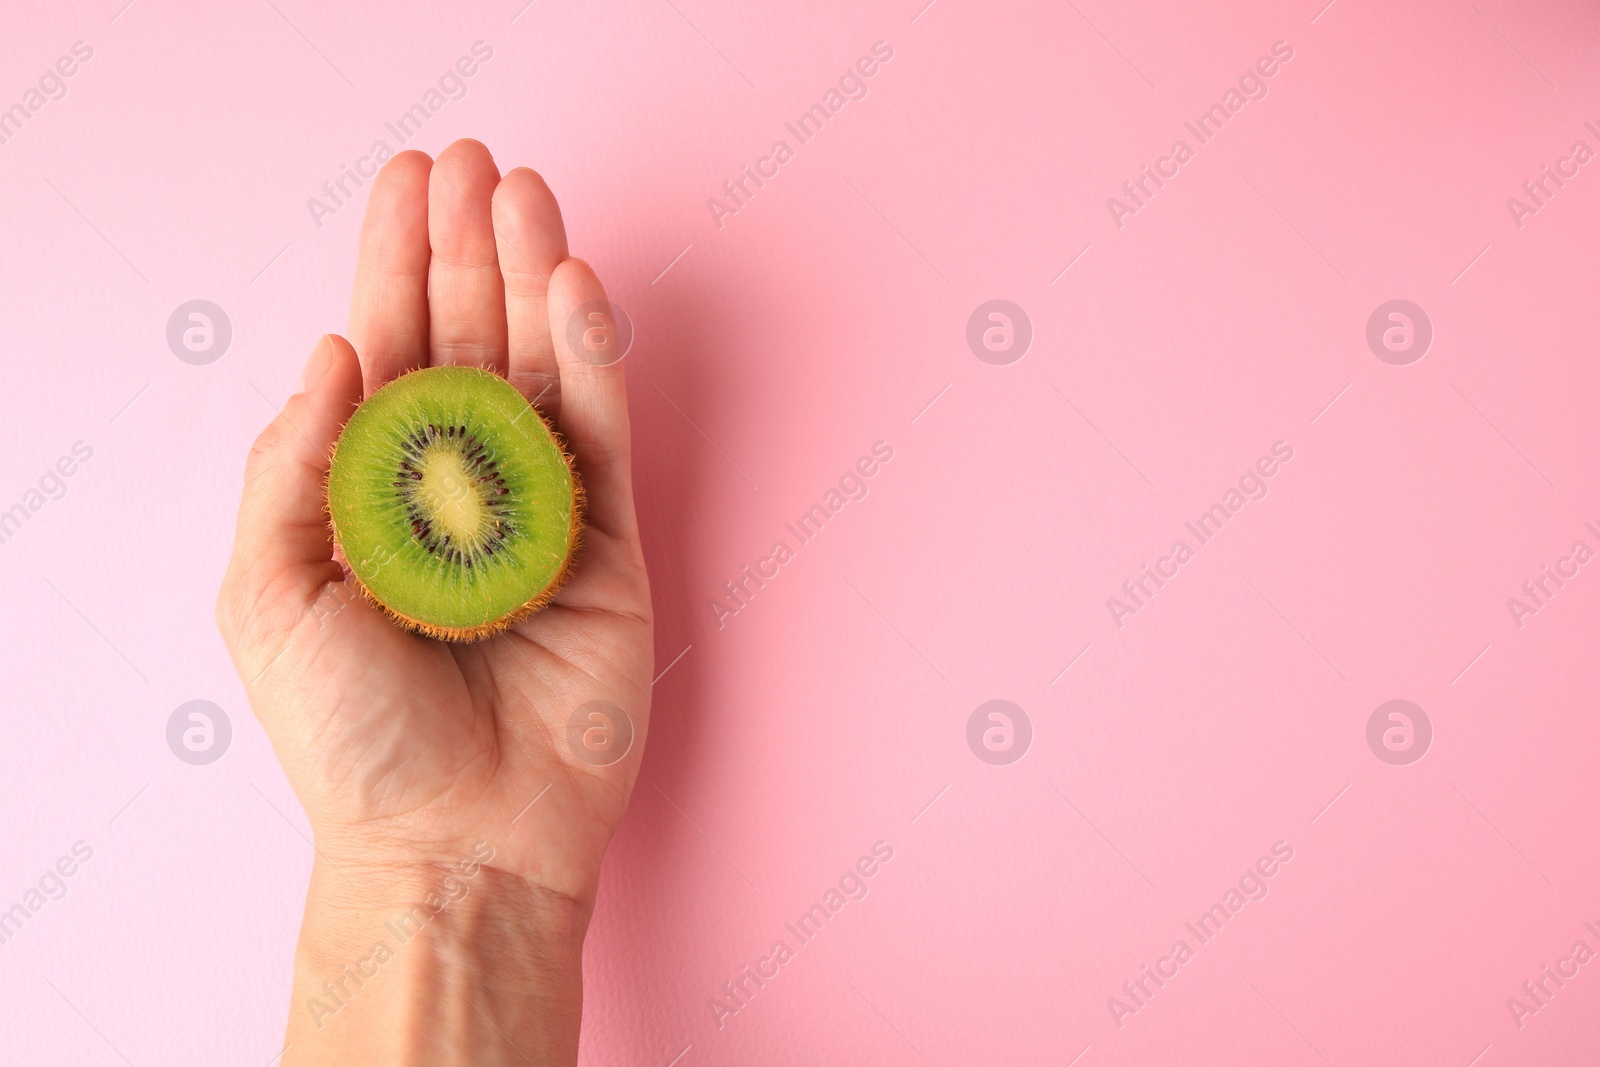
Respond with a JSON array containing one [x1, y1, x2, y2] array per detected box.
[[301, 335, 336, 392]]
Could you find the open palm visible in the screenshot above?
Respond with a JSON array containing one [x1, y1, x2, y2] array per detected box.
[[217, 140, 652, 912]]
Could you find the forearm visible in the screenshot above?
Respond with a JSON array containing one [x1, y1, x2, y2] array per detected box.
[[283, 858, 588, 1066]]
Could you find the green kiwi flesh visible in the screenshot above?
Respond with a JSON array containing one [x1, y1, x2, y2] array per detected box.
[[326, 366, 581, 641]]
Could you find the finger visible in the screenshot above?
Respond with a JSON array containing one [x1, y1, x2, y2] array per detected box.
[[219, 335, 364, 643], [547, 258, 640, 544], [428, 138, 507, 372], [492, 167, 569, 414], [348, 151, 433, 396]]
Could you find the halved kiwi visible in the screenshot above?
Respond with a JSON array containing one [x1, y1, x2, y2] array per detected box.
[[326, 366, 582, 641]]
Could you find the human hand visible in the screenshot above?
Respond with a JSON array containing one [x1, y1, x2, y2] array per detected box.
[[216, 139, 652, 1065]]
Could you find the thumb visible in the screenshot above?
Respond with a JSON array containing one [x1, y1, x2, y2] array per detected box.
[[218, 334, 363, 650]]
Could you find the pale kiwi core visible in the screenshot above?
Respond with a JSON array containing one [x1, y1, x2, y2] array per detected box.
[[327, 366, 580, 640], [417, 450, 491, 541]]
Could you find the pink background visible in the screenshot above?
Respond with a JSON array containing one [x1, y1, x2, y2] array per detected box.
[[3, 0, 1600, 1063]]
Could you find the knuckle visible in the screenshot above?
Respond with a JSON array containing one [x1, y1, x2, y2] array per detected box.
[[508, 369, 560, 407], [245, 423, 286, 479]]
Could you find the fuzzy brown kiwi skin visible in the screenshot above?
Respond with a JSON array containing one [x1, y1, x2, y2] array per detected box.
[[324, 373, 586, 643]]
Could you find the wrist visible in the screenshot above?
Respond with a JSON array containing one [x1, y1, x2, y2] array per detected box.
[[285, 853, 588, 1066]]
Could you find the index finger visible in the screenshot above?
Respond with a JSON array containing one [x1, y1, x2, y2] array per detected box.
[[348, 151, 433, 395]]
